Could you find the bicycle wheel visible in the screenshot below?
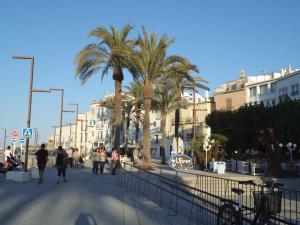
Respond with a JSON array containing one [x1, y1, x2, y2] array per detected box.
[[217, 203, 240, 225], [258, 215, 273, 225]]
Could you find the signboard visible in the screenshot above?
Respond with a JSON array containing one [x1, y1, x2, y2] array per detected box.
[[11, 131, 19, 137], [12, 137, 18, 143], [22, 128, 33, 138], [168, 153, 193, 171], [19, 138, 25, 144]]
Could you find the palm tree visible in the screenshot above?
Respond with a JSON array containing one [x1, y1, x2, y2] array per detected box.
[[125, 81, 144, 161], [134, 27, 192, 168], [152, 80, 187, 163], [167, 63, 199, 143], [75, 24, 136, 152]]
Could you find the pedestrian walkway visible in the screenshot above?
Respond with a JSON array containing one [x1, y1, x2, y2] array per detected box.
[[0, 167, 188, 225]]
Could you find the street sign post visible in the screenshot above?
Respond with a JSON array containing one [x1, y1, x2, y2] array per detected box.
[[20, 138, 25, 155], [11, 137, 18, 155]]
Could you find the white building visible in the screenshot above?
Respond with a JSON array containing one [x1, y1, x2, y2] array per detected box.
[[246, 66, 300, 105]]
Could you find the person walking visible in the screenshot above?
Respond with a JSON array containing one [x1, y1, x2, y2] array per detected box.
[[99, 147, 107, 174], [73, 148, 80, 168], [35, 144, 49, 184], [111, 148, 119, 175], [55, 146, 68, 184], [92, 148, 101, 174], [4, 146, 12, 167], [66, 147, 73, 168]]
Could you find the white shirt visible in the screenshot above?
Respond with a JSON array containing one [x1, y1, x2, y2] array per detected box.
[[67, 149, 73, 158], [4, 149, 12, 160]]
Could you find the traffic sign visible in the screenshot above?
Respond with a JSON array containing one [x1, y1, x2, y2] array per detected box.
[[12, 137, 18, 142], [22, 128, 33, 138], [19, 138, 25, 144], [11, 131, 19, 137]]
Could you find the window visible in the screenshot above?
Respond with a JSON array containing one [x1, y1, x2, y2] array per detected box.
[[270, 83, 276, 94], [259, 84, 268, 95], [278, 87, 288, 101], [250, 87, 257, 97], [226, 98, 232, 110], [231, 84, 237, 91], [98, 131, 103, 140], [291, 83, 299, 96]]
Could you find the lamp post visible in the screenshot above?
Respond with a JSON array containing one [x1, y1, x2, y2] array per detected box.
[[280, 142, 297, 163], [203, 140, 212, 171], [13, 56, 51, 172], [49, 89, 64, 146], [2, 128, 7, 150], [77, 119, 84, 154], [68, 103, 79, 148]]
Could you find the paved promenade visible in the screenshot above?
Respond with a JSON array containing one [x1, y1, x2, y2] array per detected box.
[[0, 167, 187, 225]]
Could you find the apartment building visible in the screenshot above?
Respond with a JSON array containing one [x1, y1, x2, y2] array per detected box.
[[246, 66, 300, 105]]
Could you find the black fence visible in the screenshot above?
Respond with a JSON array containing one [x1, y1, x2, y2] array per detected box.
[[116, 162, 300, 225]]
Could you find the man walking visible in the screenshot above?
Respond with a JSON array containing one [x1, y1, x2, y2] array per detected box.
[[35, 144, 49, 184], [73, 148, 80, 168], [67, 147, 73, 168], [111, 148, 119, 175]]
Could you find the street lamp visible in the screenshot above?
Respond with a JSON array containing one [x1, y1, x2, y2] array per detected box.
[[280, 142, 297, 163], [50, 89, 75, 146], [203, 140, 212, 171], [68, 103, 79, 148], [2, 128, 8, 150], [13, 55, 51, 172]]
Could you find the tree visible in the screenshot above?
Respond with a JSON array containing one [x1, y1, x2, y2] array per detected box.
[[125, 81, 144, 161], [134, 27, 188, 168], [75, 24, 136, 152], [152, 80, 185, 164]]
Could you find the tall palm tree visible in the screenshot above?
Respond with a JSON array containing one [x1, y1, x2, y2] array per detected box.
[[167, 63, 199, 142], [152, 80, 187, 163], [75, 24, 136, 152], [125, 81, 144, 160], [134, 27, 192, 168]]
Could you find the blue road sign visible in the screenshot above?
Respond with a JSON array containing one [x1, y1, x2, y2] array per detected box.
[[22, 128, 33, 138], [12, 137, 18, 142], [19, 138, 25, 144]]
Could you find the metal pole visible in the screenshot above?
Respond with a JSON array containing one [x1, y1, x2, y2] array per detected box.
[[59, 90, 64, 146], [2, 128, 7, 150], [68, 103, 78, 149], [69, 123, 72, 147], [24, 57, 34, 172], [53, 126, 56, 149]]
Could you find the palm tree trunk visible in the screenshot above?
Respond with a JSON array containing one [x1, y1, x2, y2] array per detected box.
[[114, 78, 122, 152], [134, 104, 140, 162], [142, 84, 152, 169], [174, 87, 181, 138], [160, 114, 167, 164]]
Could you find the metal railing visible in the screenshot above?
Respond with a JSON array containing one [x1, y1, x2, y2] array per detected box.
[[116, 162, 300, 225]]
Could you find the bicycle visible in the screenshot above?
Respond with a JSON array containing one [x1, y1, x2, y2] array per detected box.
[[217, 180, 283, 225]]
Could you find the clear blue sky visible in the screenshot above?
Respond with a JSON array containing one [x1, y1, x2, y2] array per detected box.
[[0, 0, 299, 145]]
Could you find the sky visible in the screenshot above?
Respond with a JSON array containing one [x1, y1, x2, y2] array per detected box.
[[0, 0, 299, 146]]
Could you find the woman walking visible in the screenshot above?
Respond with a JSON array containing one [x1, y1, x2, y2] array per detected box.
[[92, 148, 101, 174], [99, 147, 107, 174], [55, 146, 68, 184]]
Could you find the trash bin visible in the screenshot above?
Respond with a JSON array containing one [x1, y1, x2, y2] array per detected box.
[[217, 162, 226, 174]]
